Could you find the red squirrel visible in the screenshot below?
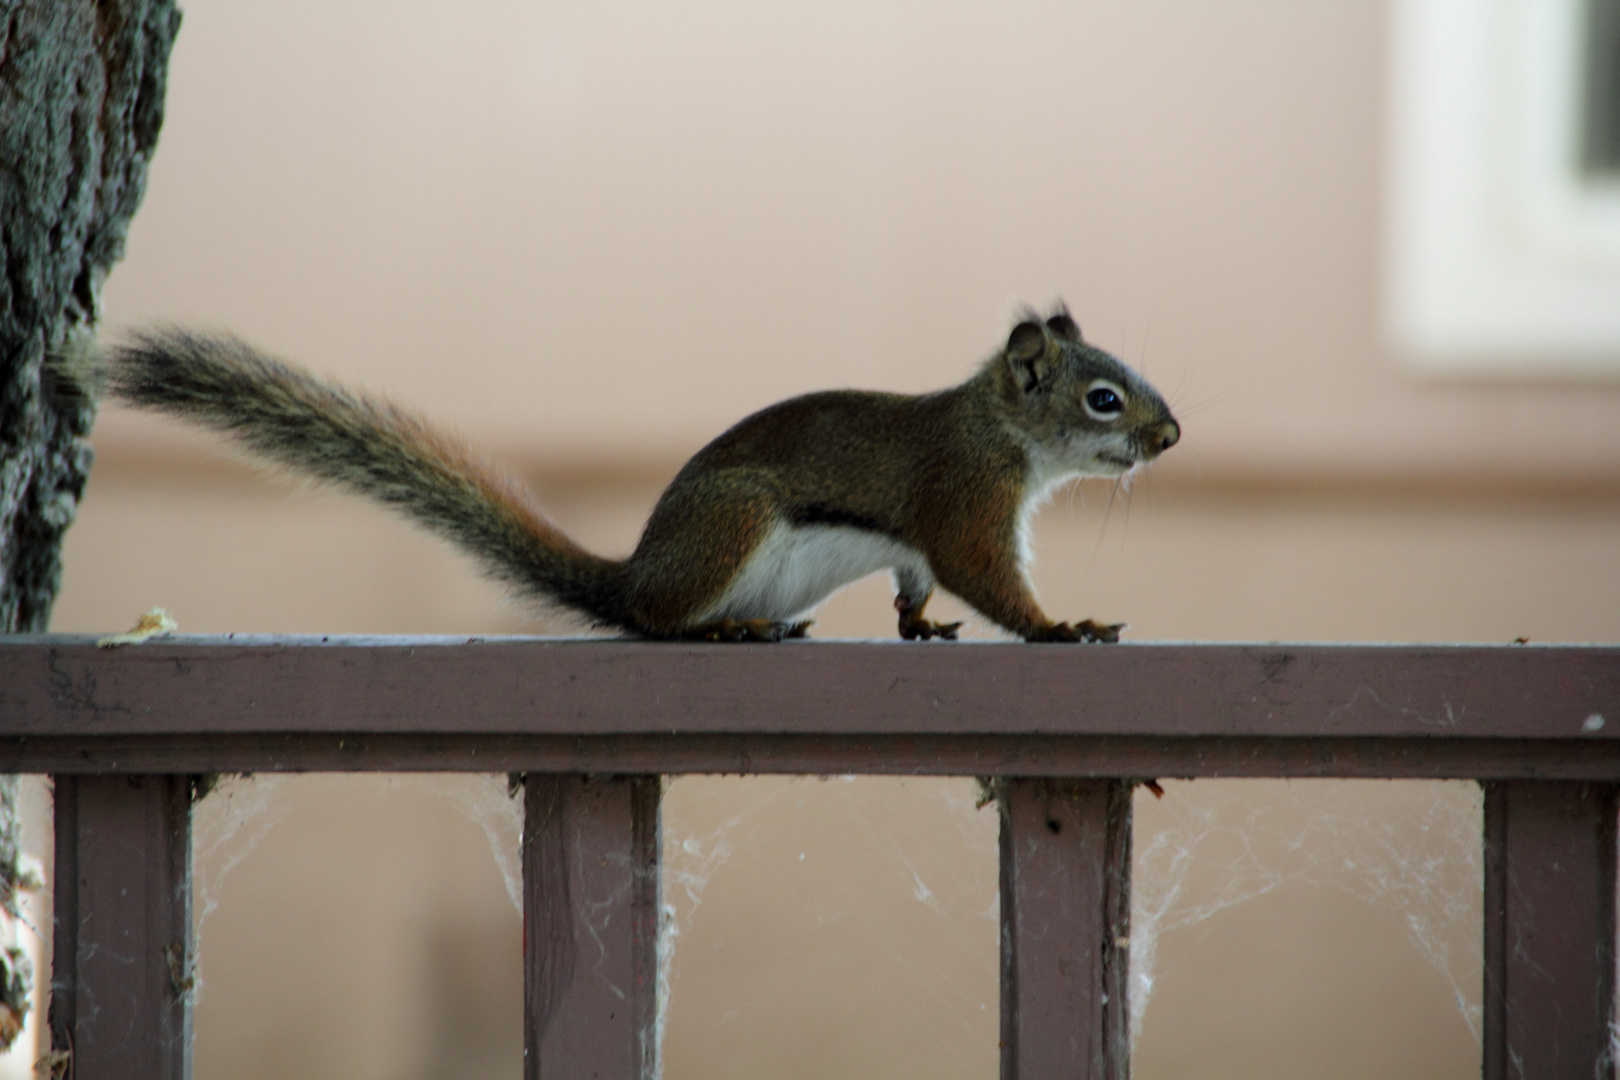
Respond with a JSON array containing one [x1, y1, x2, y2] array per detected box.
[[87, 304, 1179, 642]]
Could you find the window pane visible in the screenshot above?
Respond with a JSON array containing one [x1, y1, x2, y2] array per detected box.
[[1582, 0, 1620, 173]]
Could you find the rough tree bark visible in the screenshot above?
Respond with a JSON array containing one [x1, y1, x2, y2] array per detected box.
[[0, 0, 181, 1052]]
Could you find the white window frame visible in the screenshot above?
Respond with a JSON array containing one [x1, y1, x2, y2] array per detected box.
[[1385, 0, 1620, 375]]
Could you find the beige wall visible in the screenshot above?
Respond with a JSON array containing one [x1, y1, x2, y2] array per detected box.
[[89, 0, 1620, 480], [43, 0, 1620, 1078]]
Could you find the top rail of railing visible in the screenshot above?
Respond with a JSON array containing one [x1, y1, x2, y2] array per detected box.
[[1, 635, 1616, 778]]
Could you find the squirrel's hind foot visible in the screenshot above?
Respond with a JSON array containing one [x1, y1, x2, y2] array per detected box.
[[685, 617, 812, 643], [1025, 619, 1124, 644], [894, 594, 961, 642], [898, 616, 962, 641]]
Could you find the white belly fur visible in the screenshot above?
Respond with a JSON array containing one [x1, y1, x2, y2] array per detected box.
[[699, 523, 929, 624]]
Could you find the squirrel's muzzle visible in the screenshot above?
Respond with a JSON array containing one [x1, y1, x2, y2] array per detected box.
[[1149, 420, 1181, 455]]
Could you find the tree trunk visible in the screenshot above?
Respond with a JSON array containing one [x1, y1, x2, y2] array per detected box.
[[0, 0, 182, 1052]]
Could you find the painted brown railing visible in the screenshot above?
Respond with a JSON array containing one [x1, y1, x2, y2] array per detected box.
[[3, 636, 1618, 1080]]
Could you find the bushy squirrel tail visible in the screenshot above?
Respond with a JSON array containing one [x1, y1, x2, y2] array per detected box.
[[100, 329, 634, 631]]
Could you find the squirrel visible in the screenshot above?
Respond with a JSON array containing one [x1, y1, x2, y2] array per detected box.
[[76, 303, 1179, 643]]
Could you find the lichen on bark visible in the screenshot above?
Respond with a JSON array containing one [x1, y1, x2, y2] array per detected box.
[[0, 0, 182, 1053]]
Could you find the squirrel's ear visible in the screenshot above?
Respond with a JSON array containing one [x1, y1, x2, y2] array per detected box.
[[1045, 305, 1082, 343], [1005, 319, 1054, 393]]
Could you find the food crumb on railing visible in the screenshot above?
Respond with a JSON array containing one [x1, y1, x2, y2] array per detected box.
[[96, 607, 177, 648]]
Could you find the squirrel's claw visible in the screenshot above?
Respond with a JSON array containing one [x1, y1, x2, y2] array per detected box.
[[1026, 619, 1125, 644], [898, 616, 963, 641], [687, 617, 812, 643], [895, 594, 961, 642], [1074, 619, 1124, 643]]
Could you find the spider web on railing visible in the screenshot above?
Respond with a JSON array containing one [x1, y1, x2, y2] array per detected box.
[[174, 772, 1481, 1080]]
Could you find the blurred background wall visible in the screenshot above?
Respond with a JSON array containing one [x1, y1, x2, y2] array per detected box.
[[32, 0, 1620, 1078]]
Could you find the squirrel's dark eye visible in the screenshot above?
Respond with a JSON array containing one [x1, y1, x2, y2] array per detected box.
[[1085, 387, 1123, 414]]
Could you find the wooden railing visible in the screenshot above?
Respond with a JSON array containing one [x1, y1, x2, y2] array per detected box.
[[3, 636, 1617, 1080]]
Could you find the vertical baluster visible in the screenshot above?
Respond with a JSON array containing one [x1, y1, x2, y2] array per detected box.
[[999, 778, 1132, 1080], [50, 774, 194, 1080], [1483, 780, 1618, 1080], [523, 774, 661, 1080]]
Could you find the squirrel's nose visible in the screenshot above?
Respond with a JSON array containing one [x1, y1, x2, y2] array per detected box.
[[1152, 420, 1180, 454]]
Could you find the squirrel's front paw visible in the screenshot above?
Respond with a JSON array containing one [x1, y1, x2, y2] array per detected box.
[[1074, 619, 1123, 643], [1025, 619, 1124, 644]]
